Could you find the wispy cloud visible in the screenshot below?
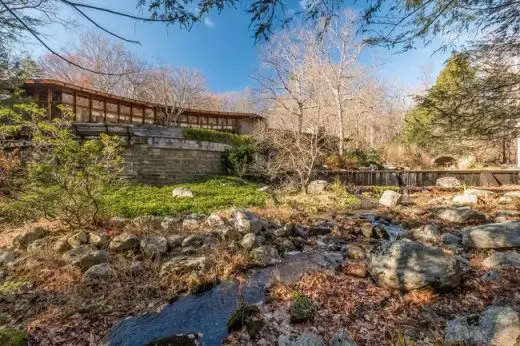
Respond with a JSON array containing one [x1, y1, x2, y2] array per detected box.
[[204, 18, 215, 28]]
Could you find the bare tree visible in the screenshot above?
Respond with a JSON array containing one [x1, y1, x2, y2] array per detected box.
[[143, 65, 208, 125]]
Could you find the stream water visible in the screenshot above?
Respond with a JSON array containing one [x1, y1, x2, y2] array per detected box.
[[107, 250, 342, 346]]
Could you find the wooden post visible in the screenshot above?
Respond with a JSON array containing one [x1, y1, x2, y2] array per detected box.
[[117, 101, 120, 123], [73, 90, 77, 121], [46, 87, 52, 119], [88, 94, 93, 122], [103, 98, 107, 123]]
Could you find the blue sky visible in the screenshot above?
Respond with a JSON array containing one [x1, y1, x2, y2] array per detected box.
[[29, 0, 449, 93]]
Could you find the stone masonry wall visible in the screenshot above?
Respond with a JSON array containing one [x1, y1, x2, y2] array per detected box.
[[122, 136, 229, 185]]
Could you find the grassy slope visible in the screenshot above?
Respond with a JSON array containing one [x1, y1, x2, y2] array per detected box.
[[101, 176, 267, 217]]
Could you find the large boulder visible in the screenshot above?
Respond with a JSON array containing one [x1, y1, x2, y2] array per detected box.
[[438, 207, 485, 223], [379, 190, 402, 208], [307, 180, 328, 195], [278, 333, 326, 346], [172, 187, 194, 198], [62, 245, 108, 271], [140, 236, 168, 257], [109, 233, 139, 252], [83, 263, 114, 281], [330, 331, 357, 346], [445, 306, 520, 346], [482, 251, 520, 269], [436, 177, 462, 188], [462, 221, 520, 249], [13, 227, 48, 250], [367, 239, 461, 291], [452, 194, 478, 206], [230, 210, 265, 235], [251, 246, 281, 266]]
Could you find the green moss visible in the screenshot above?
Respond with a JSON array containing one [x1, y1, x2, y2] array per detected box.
[[371, 186, 401, 196], [0, 328, 29, 346], [101, 177, 267, 217], [183, 128, 250, 146], [0, 280, 23, 295], [290, 293, 314, 323], [0, 313, 10, 325], [227, 304, 260, 332]]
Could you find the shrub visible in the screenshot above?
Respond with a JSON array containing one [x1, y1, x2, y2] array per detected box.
[[224, 144, 256, 177]]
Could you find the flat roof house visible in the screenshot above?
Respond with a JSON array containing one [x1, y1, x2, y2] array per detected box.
[[23, 79, 264, 134]]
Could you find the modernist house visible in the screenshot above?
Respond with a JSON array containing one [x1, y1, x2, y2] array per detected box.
[[23, 79, 263, 134]]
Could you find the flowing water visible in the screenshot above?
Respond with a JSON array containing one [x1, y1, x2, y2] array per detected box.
[[107, 250, 342, 346]]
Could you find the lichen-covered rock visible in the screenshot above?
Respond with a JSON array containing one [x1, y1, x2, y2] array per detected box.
[[452, 194, 478, 206], [83, 263, 114, 281], [241, 233, 257, 250], [462, 221, 520, 249], [166, 235, 184, 249], [278, 332, 326, 346], [89, 232, 109, 247], [307, 180, 328, 194], [440, 233, 461, 246], [53, 237, 72, 253], [482, 251, 520, 269], [160, 256, 208, 275], [26, 239, 48, 252], [140, 236, 168, 257], [436, 177, 462, 188], [0, 328, 29, 346], [13, 227, 48, 250], [445, 306, 520, 346], [290, 294, 314, 323], [216, 227, 242, 242], [160, 216, 181, 231], [230, 210, 265, 234], [206, 213, 225, 228], [109, 233, 139, 252], [62, 245, 108, 271], [330, 331, 357, 346], [343, 244, 366, 260], [498, 196, 513, 204], [251, 246, 281, 266], [368, 239, 461, 291], [410, 224, 441, 244], [464, 189, 497, 198], [0, 250, 15, 267], [379, 190, 402, 208], [67, 231, 89, 248], [273, 225, 294, 237], [438, 207, 485, 223], [172, 187, 194, 198], [182, 214, 205, 231]]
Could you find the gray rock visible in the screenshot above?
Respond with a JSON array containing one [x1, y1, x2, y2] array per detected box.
[[330, 331, 357, 346], [160, 256, 208, 274], [241, 233, 257, 250], [368, 239, 461, 291], [411, 224, 441, 244], [53, 237, 72, 253], [464, 189, 497, 198], [182, 214, 205, 231], [166, 235, 184, 249], [307, 180, 329, 194], [343, 244, 365, 260], [481, 270, 500, 281], [251, 246, 281, 266], [438, 207, 485, 223], [206, 213, 225, 228], [504, 191, 520, 199], [440, 233, 461, 246], [498, 196, 513, 204], [278, 333, 326, 346], [379, 190, 402, 208], [216, 227, 242, 242], [109, 217, 131, 229], [323, 252, 345, 270], [181, 234, 204, 248], [445, 306, 520, 346], [13, 227, 48, 250], [109, 233, 140, 252], [0, 251, 15, 267], [452, 194, 478, 206], [172, 187, 194, 198], [482, 251, 520, 269], [273, 225, 294, 237], [308, 226, 333, 236], [230, 210, 265, 234], [83, 263, 113, 280], [360, 223, 374, 238], [140, 236, 168, 257], [62, 245, 108, 271], [89, 232, 109, 247], [26, 239, 47, 252], [130, 261, 145, 274], [160, 216, 181, 231], [462, 221, 520, 249], [436, 177, 462, 188], [68, 231, 89, 248]]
